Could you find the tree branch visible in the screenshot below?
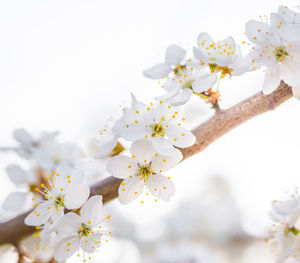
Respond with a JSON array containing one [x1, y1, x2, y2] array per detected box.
[[0, 81, 293, 246]]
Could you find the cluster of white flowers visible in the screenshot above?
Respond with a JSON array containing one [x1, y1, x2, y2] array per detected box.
[[268, 193, 300, 263], [1, 4, 299, 263]]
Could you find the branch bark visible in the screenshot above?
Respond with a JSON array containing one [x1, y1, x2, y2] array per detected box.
[[0, 81, 293, 246]]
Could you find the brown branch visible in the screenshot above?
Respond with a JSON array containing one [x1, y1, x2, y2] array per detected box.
[[0, 81, 293, 246]]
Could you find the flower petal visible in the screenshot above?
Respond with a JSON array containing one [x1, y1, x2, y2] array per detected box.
[[6, 165, 28, 185], [118, 176, 144, 204], [55, 212, 81, 239], [192, 73, 218, 93], [151, 136, 178, 157], [24, 201, 52, 226], [81, 233, 101, 253], [94, 134, 117, 159], [143, 63, 171, 79], [151, 149, 182, 173], [64, 185, 90, 210], [147, 174, 175, 201], [165, 125, 196, 148], [106, 155, 138, 179], [130, 139, 155, 164], [164, 44, 186, 67], [81, 195, 105, 226], [13, 129, 33, 146], [54, 236, 80, 261], [2, 192, 28, 211], [262, 63, 280, 95], [168, 88, 193, 106]]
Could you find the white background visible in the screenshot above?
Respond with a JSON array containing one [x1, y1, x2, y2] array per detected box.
[[0, 0, 300, 261]]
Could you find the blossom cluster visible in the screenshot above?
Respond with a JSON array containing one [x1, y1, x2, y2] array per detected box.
[[0, 4, 299, 263]]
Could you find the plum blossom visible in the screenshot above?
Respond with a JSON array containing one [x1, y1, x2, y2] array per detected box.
[[268, 195, 300, 263], [25, 171, 90, 228], [106, 139, 182, 204], [193, 33, 252, 77], [2, 165, 42, 212], [7, 129, 59, 159], [155, 65, 218, 106], [143, 45, 186, 79], [32, 141, 83, 175], [245, 14, 300, 96], [94, 94, 146, 158], [122, 100, 195, 157], [54, 195, 111, 261]]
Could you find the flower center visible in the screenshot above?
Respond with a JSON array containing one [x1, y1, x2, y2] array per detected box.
[[54, 195, 65, 208], [274, 46, 289, 62], [151, 123, 165, 137], [183, 80, 194, 90], [138, 165, 153, 178], [284, 225, 300, 236], [53, 155, 60, 164], [173, 65, 186, 75], [78, 223, 92, 237]]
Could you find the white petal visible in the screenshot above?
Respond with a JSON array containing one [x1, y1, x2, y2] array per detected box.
[[151, 136, 178, 157], [13, 129, 33, 146], [2, 192, 28, 211], [246, 20, 276, 45], [54, 236, 80, 261], [130, 139, 155, 164], [24, 201, 52, 226], [262, 63, 281, 94], [197, 32, 214, 48], [168, 88, 193, 106], [164, 44, 186, 67], [165, 125, 196, 148], [6, 165, 28, 185], [143, 63, 171, 79], [81, 195, 105, 226], [155, 88, 181, 102], [55, 212, 81, 239], [151, 149, 182, 173], [192, 73, 218, 93], [118, 176, 144, 204], [94, 134, 117, 158], [280, 58, 299, 86], [106, 155, 138, 179], [147, 174, 175, 201], [64, 185, 90, 210], [81, 233, 101, 253]]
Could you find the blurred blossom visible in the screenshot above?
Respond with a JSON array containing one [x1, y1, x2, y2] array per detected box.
[[164, 176, 247, 245], [141, 241, 220, 263], [0, 244, 18, 263]]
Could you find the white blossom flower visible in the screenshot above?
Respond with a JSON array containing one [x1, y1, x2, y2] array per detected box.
[[155, 65, 218, 106], [54, 195, 111, 261], [122, 100, 196, 157], [106, 139, 182, 204], [12, 129, 59, 159], [32, 142, 83, 175], [25, 171, 90, 228], [94, 94, 146, 158], [193, 33, 252, 77], [143, 45, 186, 79], [2, 165, 40, 212], [268, 196, 300, 263], [245, 14, 300, 96]]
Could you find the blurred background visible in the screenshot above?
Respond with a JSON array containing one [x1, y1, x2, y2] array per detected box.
[[1, 0, 300, 262]]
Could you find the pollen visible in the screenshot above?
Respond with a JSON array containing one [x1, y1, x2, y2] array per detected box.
[[128, 165, 132, 168], [135, 120, 138, 124], [173, 138, 178, 141]]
